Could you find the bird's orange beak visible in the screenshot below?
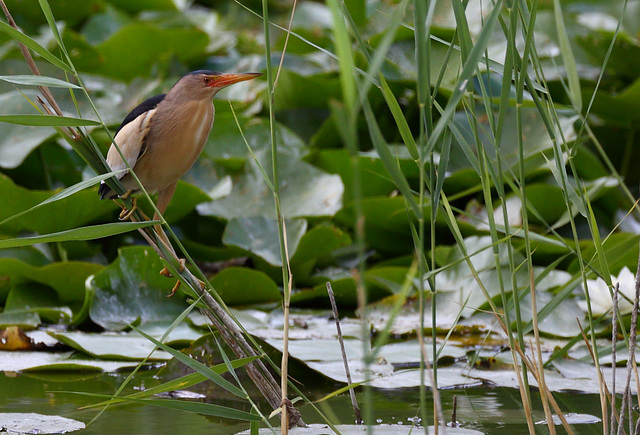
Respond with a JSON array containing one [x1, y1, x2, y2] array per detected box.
[[207, 72, 263, 88]]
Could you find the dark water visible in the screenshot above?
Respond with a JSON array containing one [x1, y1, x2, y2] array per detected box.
[[0, 370, 606, 434]]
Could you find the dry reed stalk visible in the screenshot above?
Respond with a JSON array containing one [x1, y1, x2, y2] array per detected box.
[[326, 282, 362, 424]]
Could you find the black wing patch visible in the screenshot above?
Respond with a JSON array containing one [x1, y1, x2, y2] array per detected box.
[[115, 93, 166, 136]]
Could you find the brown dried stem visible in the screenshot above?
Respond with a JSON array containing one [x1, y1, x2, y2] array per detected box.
[[326, 282, 362, 425]]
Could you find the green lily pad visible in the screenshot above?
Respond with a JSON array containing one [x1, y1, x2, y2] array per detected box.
[[3, 283, 73, 324], [222, 216, 307, 266], [0, 311, 41, 329], [290, 275, 392, 308], [133, 180, 210, 223], [210, 267, 281, 305], [239, 424, 484, 434], [0, 90, 56, 169], [196, 151, 343, 220], [0, 173, 114, 235], [88, 246, 187, 331], [90, 23, 209, 81], [0, 257, 102, 304], [0, 349, 151, 372], [48, 330, 172, 361], [0, 413, 85, 434], [336, 196, 480, 257], [310, 148, 419, 202], [290, 224, 352, 283]]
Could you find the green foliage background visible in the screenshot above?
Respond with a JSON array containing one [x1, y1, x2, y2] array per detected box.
[[0, 0, 639, 351]]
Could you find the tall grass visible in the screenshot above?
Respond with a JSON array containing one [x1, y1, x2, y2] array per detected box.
[[0, 0, 636, 432]]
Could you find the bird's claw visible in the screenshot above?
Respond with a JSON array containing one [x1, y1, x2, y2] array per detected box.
[[160, 258, 186, 278], [167, 280, 181, 298], [118, 197, 137, 221]]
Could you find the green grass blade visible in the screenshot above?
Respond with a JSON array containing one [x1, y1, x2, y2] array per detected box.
[[0, 75, 79, 88], [0, 221, 159, 248], [0, 21, 72, 73], [327, 0, 356, 113], [362, 101, 419, 216], [65, 392, 260, 421], [426, 0, 504, 152], [0, 114, 100, 126], [0, 170, 126, 227], [552, 0, 582, 111], [379, 74, 418, 160], [83, 357, 260, 408], [131, 326, 249, 399]]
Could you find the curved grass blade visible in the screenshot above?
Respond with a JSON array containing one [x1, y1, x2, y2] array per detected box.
[[0, 221, 160, 249], [426, 0, 504, 153], [131, 325, 248, 399], [0, 21, 72, 73], [552, 0, 581, 111], [0, 75, 80, 88], [82, 357, 260, 409], [0, 170, 126, 227], [379, 76, 419, 160], [0, 114, 100, 126], [362, 101, 419, 216], [61, 392, 260, 421]]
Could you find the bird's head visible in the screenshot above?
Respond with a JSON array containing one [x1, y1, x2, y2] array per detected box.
[[174, 70, 263, 100]]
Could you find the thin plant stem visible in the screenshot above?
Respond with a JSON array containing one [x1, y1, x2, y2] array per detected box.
[[326, 282, 362, 424], [260, 0, 294, 430], [612, 284, 619, 435]]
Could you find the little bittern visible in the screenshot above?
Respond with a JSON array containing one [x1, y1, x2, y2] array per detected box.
[[99, 70, 261, 283], [99, 70, 261, 216]]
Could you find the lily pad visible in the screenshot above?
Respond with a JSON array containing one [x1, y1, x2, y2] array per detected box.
[[3, 283, 74, 324], [90, 23, 209, 81], [0, 257, 102, 304], [0, 312, 41, 330], [310, 148, 420, 202], [222, 216, 307, 266], [238, 424, 484, 434], [0, 349, 154, 372], [0, 173, 113, 235], [48, 330, 172, 361], [196, 151, 344, 220], [88, 246, 187, 331], [209, 267, 281, 305], [0, 90, 57, 169], [290, 224, 352, 283], [0, 413, 85, 434]]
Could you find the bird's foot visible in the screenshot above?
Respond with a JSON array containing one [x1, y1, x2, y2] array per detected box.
[[118, 196, 137, 221], [160, 258, 186, 278], [167, 280, 181, 298], [161, 258, 186, 297]]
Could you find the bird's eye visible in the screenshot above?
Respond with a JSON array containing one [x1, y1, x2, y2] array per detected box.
[[204, 77, 212, 85]]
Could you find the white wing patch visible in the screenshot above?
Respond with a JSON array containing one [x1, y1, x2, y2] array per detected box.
[[105, 108, 157, 179]]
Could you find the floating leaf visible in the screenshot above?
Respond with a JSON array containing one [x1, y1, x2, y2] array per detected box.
[[88, 246, 187, 331], [0, 413, 85, 434], [0, 257, 102, 303], [210, 267, 281, 305], [48, 330, 172, 360], [4, 283, 73, 324], [222, 216, 307, 266]]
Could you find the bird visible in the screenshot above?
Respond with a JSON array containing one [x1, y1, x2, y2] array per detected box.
[[99, 70, 262, 279]]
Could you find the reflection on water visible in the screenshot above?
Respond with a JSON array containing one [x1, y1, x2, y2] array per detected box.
[[0, 370, 604, 434]]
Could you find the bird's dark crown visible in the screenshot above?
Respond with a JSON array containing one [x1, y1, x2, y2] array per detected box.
[[186, 70, 222, 77]]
